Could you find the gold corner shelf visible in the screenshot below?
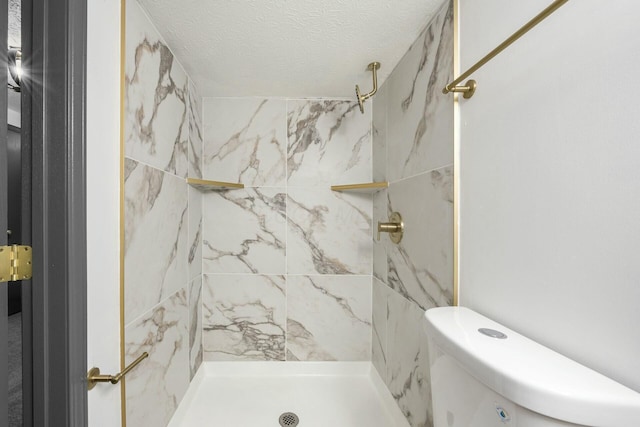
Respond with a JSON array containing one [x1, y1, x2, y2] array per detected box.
[[186, 177, 244, 191], [330, 181, 388, 193]]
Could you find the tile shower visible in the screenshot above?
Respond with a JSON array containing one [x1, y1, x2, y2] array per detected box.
[[122, 0, 453, 425]]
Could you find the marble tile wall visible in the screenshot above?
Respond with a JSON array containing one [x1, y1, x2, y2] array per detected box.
[[371, 1, 454, 426], [124, 0, 203, 425], [124, 0, 451, 425], [201, 97, 373, 362]]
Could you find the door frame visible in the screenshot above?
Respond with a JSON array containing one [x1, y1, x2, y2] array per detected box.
[[23, 0, 88, 424], [1, 0, 8, 422]]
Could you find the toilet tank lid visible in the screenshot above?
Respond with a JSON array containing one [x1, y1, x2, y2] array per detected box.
[[423, 307, 640, 426]]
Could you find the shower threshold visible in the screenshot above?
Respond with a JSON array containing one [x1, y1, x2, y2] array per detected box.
[[168, 362, 409, 427]]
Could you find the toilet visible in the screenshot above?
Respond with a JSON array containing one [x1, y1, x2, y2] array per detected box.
[[423, 307, 640, 426]]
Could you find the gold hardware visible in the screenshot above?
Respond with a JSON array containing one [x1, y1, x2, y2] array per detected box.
[[453, 0, 460, 307], [377, 212, 404, 244], [443, 0, 569, 99], [186, 177, 245, 191], [87, 352, 149, 390], [330, 181, 388, 193], [447, 79, 476, 99], [0, 245, 33, 282], [356, 61, 381, 114]]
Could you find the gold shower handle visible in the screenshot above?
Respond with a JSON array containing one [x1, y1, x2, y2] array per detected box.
[[87, 352, 149, 390], [377, 212, 404, 243]]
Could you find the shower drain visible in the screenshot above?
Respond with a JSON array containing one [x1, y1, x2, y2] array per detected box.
[[279, 412, 299, 426]]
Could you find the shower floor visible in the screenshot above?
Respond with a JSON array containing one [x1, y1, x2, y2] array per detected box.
[[169, 362, 409, 427]]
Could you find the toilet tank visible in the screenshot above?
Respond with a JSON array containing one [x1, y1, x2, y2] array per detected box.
[[423, 307, 640, 427]]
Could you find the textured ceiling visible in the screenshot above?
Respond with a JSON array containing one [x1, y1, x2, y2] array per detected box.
[[137, 0, 446, 97]]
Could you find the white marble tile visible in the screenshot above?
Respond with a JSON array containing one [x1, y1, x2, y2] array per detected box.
[[286, 275, 371, 361], [386, 290, 433, 427], [386, 2, 454, 181], [386, 167, 453, 311], [287, 100, 372, 187], [188, 186, 202, 281], [188, 81, 203, 179], [202, 187, 286, 274], [373, 188, 389, 283], [372, 82, 388, 182], [125, 288, 189, 427], [202, 274, 286, 361], [203, 98, 286, 186], [125, 0, 189, 177], [372, 277, 389, 383], [287, 187, 372, 275], [124, 158, 188, 324], [189, 276, 203, 379]]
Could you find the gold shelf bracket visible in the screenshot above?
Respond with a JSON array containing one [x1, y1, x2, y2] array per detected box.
[[186, 177, 244, 191], [87, 352, 149, 390], [330, 181, 388, 193], [443, 0, 570, 99]]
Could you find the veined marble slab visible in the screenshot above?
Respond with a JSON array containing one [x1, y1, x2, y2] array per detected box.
[[189, 276, 203, 379], [287, 99, 372, 186], [286, 275, 371, 361], [372, 82, 388, 183], [386, 167, 453, 311], [188, 81, 203, 179], [125, 0, 190, 178], [287, 187, 372, 275], [372, 277, 390, 384], [202, 187, 286, 274], [373, 188, 389, 284], [125, 288, 189, 427], [124, 158, 188, 324], [386, 290, 433, 427], [202, 274, 286, 361], [203, 98, 286, 186], [385, 1, 453, 181], [188, 186, 202, 281]]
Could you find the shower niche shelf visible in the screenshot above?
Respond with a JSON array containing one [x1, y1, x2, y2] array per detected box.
[[186, 177, 244, 191], [330, 181, 388, 193]]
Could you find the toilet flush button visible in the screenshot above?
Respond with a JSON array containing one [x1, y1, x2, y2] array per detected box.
[[478, 328, 508, 339]]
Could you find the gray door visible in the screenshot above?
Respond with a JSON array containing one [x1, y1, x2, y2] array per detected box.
[[2, 0, 88, 423], [1, 0, 10, 424]]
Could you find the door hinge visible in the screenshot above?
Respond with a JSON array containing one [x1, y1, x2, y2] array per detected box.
[[0, 245, 33, 283]]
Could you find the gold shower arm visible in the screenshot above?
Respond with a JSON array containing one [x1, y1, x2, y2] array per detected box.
[[356, 61, 381, 113], [443, 0, 569, 99], [360, 62, 379, 101]]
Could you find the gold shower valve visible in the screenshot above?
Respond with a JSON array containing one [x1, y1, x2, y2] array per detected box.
[[377, 212, 403, 244]]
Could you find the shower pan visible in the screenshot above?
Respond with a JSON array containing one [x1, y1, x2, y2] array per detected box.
[[168, 362, 409, 427]]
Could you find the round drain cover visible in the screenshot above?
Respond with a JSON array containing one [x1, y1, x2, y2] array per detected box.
[[279, 412, 299, 426]]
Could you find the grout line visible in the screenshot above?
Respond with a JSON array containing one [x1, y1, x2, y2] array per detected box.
[[123, 284, 189, 331], [124, 156, 189, 181]]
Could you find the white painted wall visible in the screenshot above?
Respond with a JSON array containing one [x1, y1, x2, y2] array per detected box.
[[459, 0, 640, 391], [86, 0, 122, 425]]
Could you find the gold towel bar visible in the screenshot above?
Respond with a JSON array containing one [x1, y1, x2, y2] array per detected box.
[[443, 0, 570, 98], [87, 352, 149, 390]]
